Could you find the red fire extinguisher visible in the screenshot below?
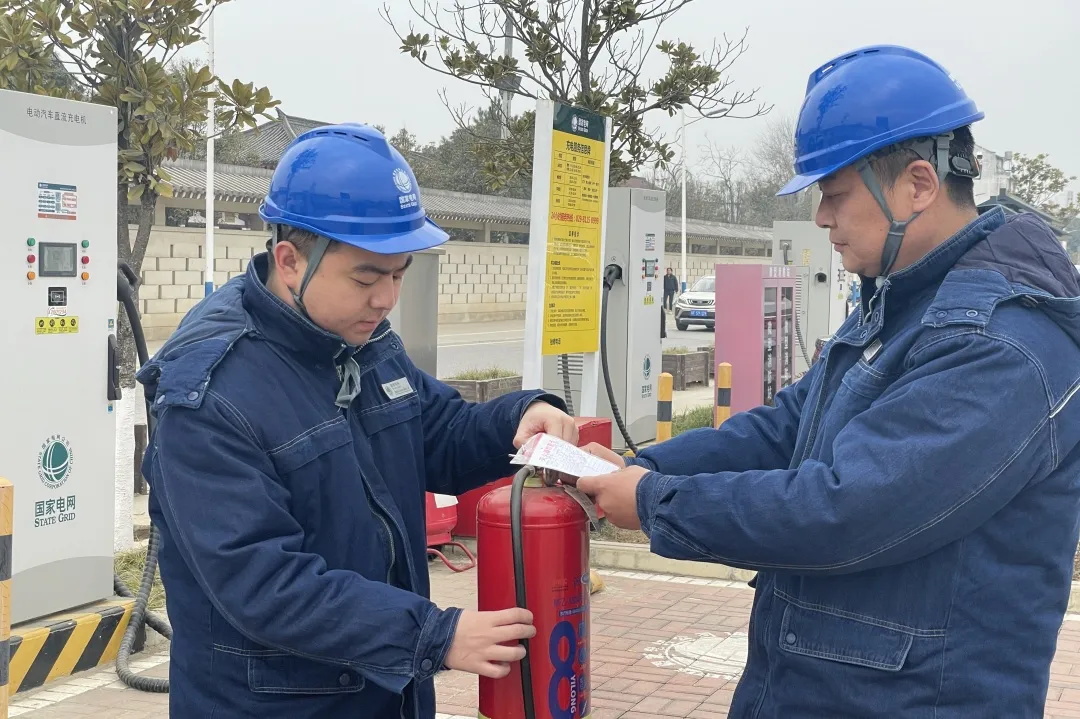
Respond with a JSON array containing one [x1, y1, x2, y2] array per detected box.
[[476, 467, 591, 719]]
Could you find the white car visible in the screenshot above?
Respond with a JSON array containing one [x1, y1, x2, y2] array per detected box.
[[674, 276, 715, 331]]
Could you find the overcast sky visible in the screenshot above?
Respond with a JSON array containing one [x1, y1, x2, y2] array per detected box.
[[197, 0, 1079, 191]]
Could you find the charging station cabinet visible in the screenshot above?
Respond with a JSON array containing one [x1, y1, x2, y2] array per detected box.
[[714, 264, 798, 415], [772, 221, 850, 375], [543, 187, 665, 451], [0, 89, 119, 623]]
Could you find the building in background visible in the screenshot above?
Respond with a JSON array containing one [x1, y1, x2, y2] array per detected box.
[[973, 143, 1010, 203]]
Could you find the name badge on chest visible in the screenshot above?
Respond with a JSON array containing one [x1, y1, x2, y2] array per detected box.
[[382, 377, 415, 400]]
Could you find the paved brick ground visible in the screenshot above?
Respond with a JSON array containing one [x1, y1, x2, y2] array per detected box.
[[11, 564, 1080, 718]]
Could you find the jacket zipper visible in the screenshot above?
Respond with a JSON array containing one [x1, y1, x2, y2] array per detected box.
[[375, 507, 396, 586], [338, 328, 400, 588], [342, 326, 424, 714], [801, 281, 888, 462]]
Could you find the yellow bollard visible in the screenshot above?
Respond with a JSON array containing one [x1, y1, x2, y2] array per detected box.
[[0, 477, 12, 719], [656, 372, 674, 442], [715, 362, 732, 428]]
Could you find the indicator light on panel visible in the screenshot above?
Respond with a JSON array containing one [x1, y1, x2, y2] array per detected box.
[[27, 271, 36, 280], [27, 254, 35, 263], [81, 240, 90, 248], [81, 272, 90, 281], [80, 255, 90, 265], [26, 238, 35, 247]]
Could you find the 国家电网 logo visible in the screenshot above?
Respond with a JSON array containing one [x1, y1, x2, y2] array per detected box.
[[393, 168, 413, 194], [38, 434, 73, 489], [643, 354, 652, 379]]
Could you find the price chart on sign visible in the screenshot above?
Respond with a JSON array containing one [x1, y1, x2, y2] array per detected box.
[[542, 104, 607, 356]]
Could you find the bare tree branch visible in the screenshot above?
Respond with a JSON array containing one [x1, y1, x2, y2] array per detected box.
[[384, 0, 770, 184]]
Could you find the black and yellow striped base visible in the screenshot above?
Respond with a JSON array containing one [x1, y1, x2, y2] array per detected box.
[[8, 598, 137, 694]]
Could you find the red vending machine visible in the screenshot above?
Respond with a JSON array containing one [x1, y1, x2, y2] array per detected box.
[[713, 264, 798, 415]]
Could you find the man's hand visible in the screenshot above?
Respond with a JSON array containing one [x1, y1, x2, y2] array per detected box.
[[579, 442, 627, 469], [513, 402, 578, 448], [575, 466, 650, 530], [445, 608, 536, 678]]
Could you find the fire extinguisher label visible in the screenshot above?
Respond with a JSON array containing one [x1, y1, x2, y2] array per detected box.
[[548, 579, 590, 719]]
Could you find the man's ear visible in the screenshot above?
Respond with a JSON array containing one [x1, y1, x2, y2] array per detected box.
[[906, 159, 941, 213], [272, 242, 306, 289]]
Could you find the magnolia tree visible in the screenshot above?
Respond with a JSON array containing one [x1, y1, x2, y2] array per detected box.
[[0, 0, 277, 548]]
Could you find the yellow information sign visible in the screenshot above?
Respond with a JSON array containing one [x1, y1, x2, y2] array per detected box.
[[34, 316, 79, 335], [541, 104, 607, 356]]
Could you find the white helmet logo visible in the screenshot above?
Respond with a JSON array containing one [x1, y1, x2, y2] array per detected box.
[[393, 168, 413, 194]]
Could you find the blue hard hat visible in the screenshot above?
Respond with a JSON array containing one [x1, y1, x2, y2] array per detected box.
[[777, 45, 984, 196], [259, 123, 449, 254]]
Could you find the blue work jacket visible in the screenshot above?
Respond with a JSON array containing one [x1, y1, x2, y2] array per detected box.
[[632, 208, 1080, 717], [136, 253, 562, 719]]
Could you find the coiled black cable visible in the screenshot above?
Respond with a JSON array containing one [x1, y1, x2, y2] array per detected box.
[[115, 262, 171, 692], [600, 264, 638, 454]]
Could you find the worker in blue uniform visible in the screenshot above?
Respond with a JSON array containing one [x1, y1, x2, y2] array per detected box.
[[572, 45, 1080, 716], [136, 124, 577, 719]]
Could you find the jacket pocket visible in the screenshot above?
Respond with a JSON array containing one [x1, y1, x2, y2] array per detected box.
[[246, 651, 366, 695], [269, 417, 353, 475], [359, 394, 422, 435], [838, 358, 894, 401], [777, 599, 913, 672]]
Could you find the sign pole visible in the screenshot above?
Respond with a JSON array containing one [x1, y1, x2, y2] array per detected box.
[[522, 100, 612, 419], [522, 99, 555, 392], [581, 114, 612, 417]]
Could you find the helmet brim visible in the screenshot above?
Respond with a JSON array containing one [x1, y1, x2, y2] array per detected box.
[[324, 217, 450, 255], [776, 171, 829, 197]]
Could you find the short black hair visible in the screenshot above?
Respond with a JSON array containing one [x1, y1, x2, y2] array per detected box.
[[266, 226, 334, 269], [869, 125, 977, 210]]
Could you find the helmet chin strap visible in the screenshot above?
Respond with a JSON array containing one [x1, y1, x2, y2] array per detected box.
[[853, 133, 957, 277], [270, 225, 332, 317], [269, 225, 361, 407]]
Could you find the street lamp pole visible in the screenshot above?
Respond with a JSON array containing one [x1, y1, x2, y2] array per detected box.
[[204, 10, 215, 297], [680, 108, 687, 292]]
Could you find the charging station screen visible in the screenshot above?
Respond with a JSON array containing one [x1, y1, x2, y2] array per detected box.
[[39, 243, 77, 277]]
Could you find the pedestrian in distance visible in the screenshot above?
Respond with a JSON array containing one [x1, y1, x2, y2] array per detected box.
[[136, 124, 578, 719], [571, 44, 1080, 717], [663, 267, 678, 310]]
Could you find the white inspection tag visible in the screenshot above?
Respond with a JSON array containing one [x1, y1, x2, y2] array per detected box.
[[382, 377, 415, 400], [510, 433, 621, 478], [433, 494, 458, 509]]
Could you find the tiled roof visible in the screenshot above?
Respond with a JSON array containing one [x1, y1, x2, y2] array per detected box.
[[234, 113, 330, 165], [422, 188, 531, 226], [164, 158, 272, 203], [161, 158, 772, 242]]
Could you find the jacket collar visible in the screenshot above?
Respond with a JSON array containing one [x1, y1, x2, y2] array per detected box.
[[861, 207, 1008, 311], [242, 252, 392, 364]]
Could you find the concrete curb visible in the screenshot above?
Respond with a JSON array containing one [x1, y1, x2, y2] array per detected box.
[[454, 536, 1080, 611], [452, 536, 756, 584], [589, 540, 757, 583]]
